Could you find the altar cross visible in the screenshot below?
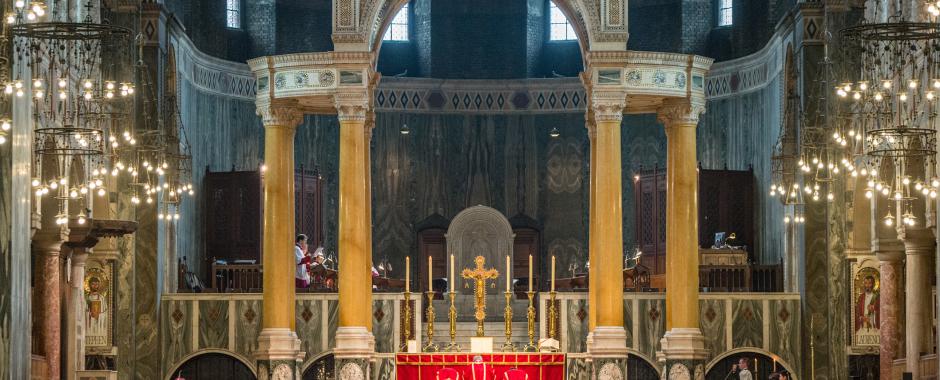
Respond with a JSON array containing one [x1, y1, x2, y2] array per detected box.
[[461, 255, 499, 337]]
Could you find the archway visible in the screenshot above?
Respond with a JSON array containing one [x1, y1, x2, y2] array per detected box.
[[167, 352, 256, 380], [705, 349, 796, 380], [627, 353, 660, 379], [369, 0, 594, 64], [301, 353, 335, 380]]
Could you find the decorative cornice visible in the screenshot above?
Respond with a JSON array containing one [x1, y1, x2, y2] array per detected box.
[[656, 99, 706, 127], [256, 104, 303, 127], [335, 91, 371, 122]]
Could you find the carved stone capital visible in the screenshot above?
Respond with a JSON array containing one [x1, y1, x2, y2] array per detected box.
[[657, 99, 706, 127], [590, 92, 626, 123], [334, 92, 371, 123], [257, 104, 303, 128]]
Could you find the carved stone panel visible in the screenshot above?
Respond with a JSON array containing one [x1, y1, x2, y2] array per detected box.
[[446, 206, 515, 295]]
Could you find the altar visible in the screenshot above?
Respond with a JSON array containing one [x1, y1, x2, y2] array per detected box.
[[395, 353, 566, 380]]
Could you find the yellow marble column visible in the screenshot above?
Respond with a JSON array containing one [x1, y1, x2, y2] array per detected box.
[[586, 93, 628, 355], [254, 104, 304, 375], [586, 110, 598, 332], [334, 93, 376, 355], [657, 99, 709, 369]]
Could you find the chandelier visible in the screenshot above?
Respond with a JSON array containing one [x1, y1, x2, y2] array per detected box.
[[6, 0, 137, 225], [836, 20, 940, 228]]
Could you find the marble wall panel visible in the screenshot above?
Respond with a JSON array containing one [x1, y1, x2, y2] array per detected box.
[[373, 300, 395, 353], [198, 300, 229, 349], [327, 300, 338, 349], [623, 298, 633, 348], [731, 299, 763, 348], [565, 356, 591, 380], [162, 300, 192, 373], [699, 298, 726, 360], [133, 204, 161, 380], [770, 299, 801, 376], [295, 299, 323, 358], [372, 357, 395, 380], [565, 299, 588, 353], [637, 299, 665, 360], [235, 299, 263, 358]]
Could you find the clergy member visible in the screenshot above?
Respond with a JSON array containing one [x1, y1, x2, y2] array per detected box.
[[855, 275, 879, 332], [731, 357, 753, 380], [295, 234, 312, 288]]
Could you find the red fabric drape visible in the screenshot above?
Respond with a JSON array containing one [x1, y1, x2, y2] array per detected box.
[[396, 353, 565, 380]]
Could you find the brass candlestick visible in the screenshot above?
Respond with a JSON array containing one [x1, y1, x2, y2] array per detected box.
[[546, 291, 559, 352], [400, 290, 412, 351], [424, 291, 439, 352], [444, 291, 461, 352], [523, 291, 537, 352], [502, 291, 515, 352]]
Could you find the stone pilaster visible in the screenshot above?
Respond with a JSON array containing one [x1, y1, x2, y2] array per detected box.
[[875, 246, 903, 380], [255, 103, 305, 379], [656, 99, 709, 379], [66, 251, 89, 380], [899, 227, 935, 380]]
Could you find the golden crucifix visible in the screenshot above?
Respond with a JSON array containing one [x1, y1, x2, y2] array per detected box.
[[461, 255, 499, 337]]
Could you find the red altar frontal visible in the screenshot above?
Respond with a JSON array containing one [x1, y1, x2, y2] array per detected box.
[[395, 353, 566, 380]]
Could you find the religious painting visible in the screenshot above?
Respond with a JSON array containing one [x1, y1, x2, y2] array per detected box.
[[851, 265, 880, 346], [596, 69, 621, 85], [84, 265, 113, 348]]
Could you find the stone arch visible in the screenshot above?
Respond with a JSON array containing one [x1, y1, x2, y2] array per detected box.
[[446, 205, 514, 294], [300, 351, 335, 379], [368, 0, 595, 58], [704, 348, 798, 380], [626, 350, 661, 378], [165, 349, 257, 380]]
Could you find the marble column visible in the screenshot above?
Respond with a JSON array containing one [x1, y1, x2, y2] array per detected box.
[[254, 104, 305, 378], [585, 91, 628, 378], [876, 248, 903, 380], [334, 92, 375, 377], [32, 229, 68, 380], [657, 99, 710, 378], [586, 109, 598, 333], [66, 251, 89, 380], [901, 228, 935, 380]]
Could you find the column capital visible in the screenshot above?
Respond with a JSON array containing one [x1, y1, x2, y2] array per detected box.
[[334, 91, 371, 123], [257, 103, 303, 127], [657, 99, 706, 127], [590, 92, 626, 123], [899, 227, 936, 255]]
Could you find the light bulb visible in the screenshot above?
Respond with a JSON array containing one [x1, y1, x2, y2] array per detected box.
[[784, 216, 791, 224], [69, 189, 78, 198], [853, 91, 861, 100], [158, 213, 164, 220], [827, 192, 834, 201], [49, 181, 58, 190], [859, 81, 869, 91], [874, 92, 884, 101], [1, 120, 8, 131], [910, 80, 919, 89], [30, 179, 39, 187], [77, 216, 86, 225], [15, 89, 23, 97], [931, 190, 938, 198], [900, 93, 908, 102], [865, 189, 873, 199], [14, 0, 24, 8], [97, 188, 106, 197], [884, 215, 894, 227], [173, 213, 180, 220], [79, 187, 87, 194], [903, 177, 911, 185], [883, 80, 892, 89], [57, 78, 67, 88], [58, 91, 66, 100], [31, 3, 44, 16], [84, 91, 92, 100], [146, 197, 153, 204]]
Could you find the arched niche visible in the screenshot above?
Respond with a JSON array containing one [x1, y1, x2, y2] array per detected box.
[[446, 205, 514, 295], [416, 213, 450, 293], [166, 351, 256, 380], [301, 352, 335, 380], [704, 349, 797, 380]]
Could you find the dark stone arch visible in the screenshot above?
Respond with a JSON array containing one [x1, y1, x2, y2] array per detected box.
[[169, 352, 255, 380]]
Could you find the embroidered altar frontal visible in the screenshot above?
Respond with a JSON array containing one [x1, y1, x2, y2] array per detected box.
[[395, 353, 566, 380]]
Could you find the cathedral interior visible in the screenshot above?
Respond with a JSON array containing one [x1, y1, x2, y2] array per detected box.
[[0, 0, 937, 379]]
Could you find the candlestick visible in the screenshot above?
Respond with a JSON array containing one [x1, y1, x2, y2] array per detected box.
[[428, 256, 433, 290], [502, 290, 515, 352], [406, 256, 410, 293], [449, 254, 455, 292], [528, 254, 533, 292], [523, 291, 537, 352], [505, 255, 511, 292], [548, 290, 558, 346], [551, 255, 556, 292], [444, 291, 460, 352], [424, 291, 439, 352], [401, 289, 412, 351]]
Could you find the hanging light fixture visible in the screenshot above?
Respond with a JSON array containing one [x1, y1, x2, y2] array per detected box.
[[549, 127, 561, 138], [400, 123, 410, 135]]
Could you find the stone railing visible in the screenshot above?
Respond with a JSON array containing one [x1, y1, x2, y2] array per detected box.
[[545, 292, 802, 378]]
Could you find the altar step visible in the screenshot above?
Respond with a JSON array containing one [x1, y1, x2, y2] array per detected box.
[[428, 321, 534, 351]]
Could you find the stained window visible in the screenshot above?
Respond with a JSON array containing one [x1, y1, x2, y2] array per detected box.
[[549, 1, 577, 41], [384, 4, 409, 41], [226, 0, 240, 29], [718, 0, 732, 27]]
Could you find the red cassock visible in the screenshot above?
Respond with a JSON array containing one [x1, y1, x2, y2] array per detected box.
[[437, 368, 461, 380], [470, 363, 492, 380]]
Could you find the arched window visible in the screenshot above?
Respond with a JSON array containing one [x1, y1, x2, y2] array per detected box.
[[549, 1, 576, 41], [718, 0, 732, 26], [226, 0, 240, 29], [383, 4, 409, 41]]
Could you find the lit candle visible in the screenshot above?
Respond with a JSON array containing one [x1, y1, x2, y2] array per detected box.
[[506, 255, 511, 292], [450, 254, 455, 293], [528, 254, 533, 292], [551, 255, 556, 292], [428, 256, 433, 291], [406, 256, 410, 293]]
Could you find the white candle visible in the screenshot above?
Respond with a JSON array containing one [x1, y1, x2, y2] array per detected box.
[[506, 255, 511, 292], [450, 254, 455, 292], [428, 256, 433, 291], [528, 254, 533, 292], [406, 256, 410, 293], [551, 255, 556, 292]]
